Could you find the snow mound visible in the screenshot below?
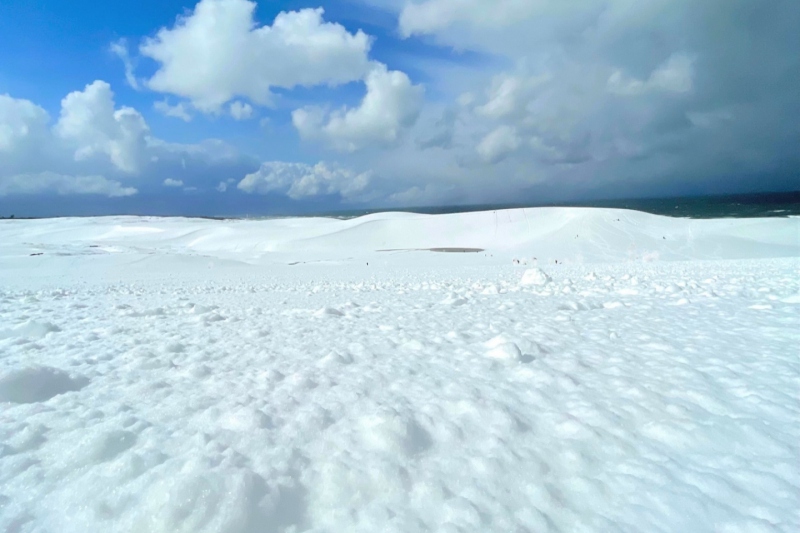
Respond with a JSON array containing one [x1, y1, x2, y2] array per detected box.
[[0, 366, 87, 403], [359, 410, 432, 457], [133, 466, 262, 533], [484, 335, 538, 363], [440, 293, 468, 306], [782, 293, 800, 303], [520, 268, 552, 286], [0, 320, 61, 340], [315, 306, 344, 318], [487, 341, 523, 361]]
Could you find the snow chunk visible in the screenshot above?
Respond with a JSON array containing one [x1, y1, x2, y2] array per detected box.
[[164, 342, 186, 353], [520, 268, 551, 286], [487, 341, 523, 361], [315, 306, 344, 317], [319, 350, 354, 366], [0, 320, 61, 340], [133, 465, 261, 533], [481, 284, 499, 295], [202, 312, 227, 323], [190, 304, 217, 314], [219, 407, 273, 431], [484, 335, 537, 363], [77, 429, 138, 465], [441, 292, 468, 306], [0, 366, 88, 403]]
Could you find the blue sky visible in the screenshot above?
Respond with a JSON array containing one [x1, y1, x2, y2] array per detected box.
[[1, 0, 798, 216]]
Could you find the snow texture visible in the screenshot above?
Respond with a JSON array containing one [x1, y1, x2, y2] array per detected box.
[[0, 208, 798, 532]]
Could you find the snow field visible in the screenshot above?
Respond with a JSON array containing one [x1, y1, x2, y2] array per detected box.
[[0, 209, 799, 532]]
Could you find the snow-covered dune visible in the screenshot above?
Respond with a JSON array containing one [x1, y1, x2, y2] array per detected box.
[[1, 208, 797, 266], [1, 209, 799, 532]]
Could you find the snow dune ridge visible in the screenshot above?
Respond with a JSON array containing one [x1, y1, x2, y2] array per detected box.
[[1, 207, 797, 263]]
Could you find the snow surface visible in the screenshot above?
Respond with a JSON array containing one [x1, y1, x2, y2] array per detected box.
[[0, 208, 799, 532]]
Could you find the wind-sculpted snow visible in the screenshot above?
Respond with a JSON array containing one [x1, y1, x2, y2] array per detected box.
[[0, 209, 798, 532]]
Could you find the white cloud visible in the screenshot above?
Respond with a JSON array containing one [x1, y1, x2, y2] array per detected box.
[[477, 125, 520, 163], [2, 87, 153, 183], [147, 137, 242, 163], [0, 172, 137, 197], [648, 54, 694, 93], [349, 0, 799, 204], [55, 81, 149, 173], [399, 0, 538, 36], [293, 64, 423, 151], [109, 39, 139, 90], [477, 73, 551, 120], [238, 161, 370, 200], [140, 0, 372, 112], [687, 109, 734, 128], [0, 95, 49, 153], [418, 108, 457, 149], [1, 81, 258, 203], [217, 177, 236, 192], [163, 178, 184, 187], [608, 54, 694, 96], [457, 92, 476, 107], [229, 101, 253, 120], [154, 100, 193, 122]]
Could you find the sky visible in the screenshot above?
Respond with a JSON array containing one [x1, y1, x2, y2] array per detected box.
[[0, 0, 798, 217]]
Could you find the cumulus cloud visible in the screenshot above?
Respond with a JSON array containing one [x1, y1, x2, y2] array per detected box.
[[154, 100, 193, 122], [293, 64, 424, 151], [418, 108, 457, 149], [4, 0, 798, 210], [0, 81, 258, 202], [608, 54, 694, 96], [55, 81, 149, 173], [0, 94, 49, 154], [140, 0, 372, 112], [477, 125, 520, 163], [477, 73, 551, 119], [238, 161, 371, 200], [0, 172, 137, 197], [360, 0, 800, 202], [163, 178, 184, 187], [229, 101, 253, 120]]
